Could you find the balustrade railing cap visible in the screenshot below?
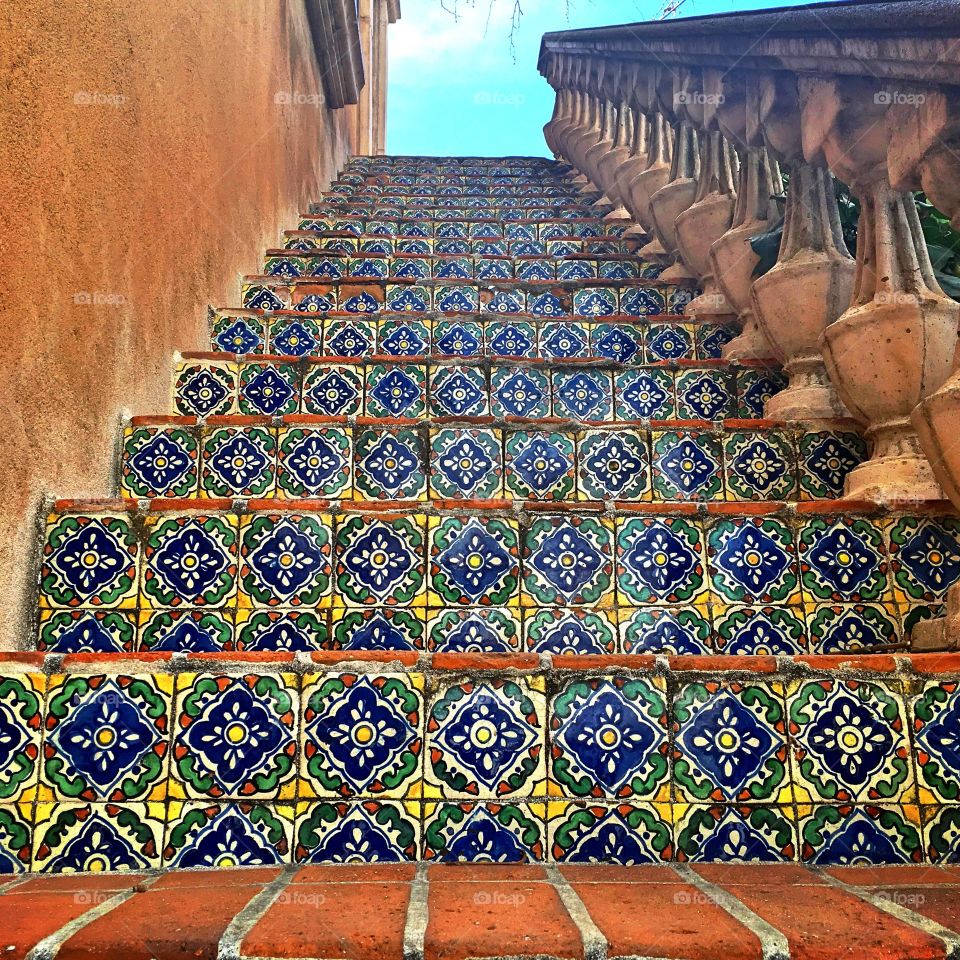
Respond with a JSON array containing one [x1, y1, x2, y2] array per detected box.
[[539, 0, 960, 86]]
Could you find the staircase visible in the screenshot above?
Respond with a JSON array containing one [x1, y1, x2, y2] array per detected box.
[[5, 156, 960, 888]]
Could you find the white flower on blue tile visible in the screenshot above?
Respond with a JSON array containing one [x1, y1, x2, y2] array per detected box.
[[361, 434, 419, 494], [435, 434, 495, 493], [433, 370, 485, 416], [658, 439, 718, 494], [328, 325, 371, 356], [130, 433, 193, 492], [494, 371, 546, 417], [49, 521, 129, 599], [246, 520, 327, 598], [241, 368, 294, 415], [714, 525, 791, 595], [306, 370, 360, 415], [284, 433, 345, 490], [436, 521, 513, 600], [530, 524, 604, 600], [208, 434, 270, 493], [341, 523, 418, 601], [179, 370, 230, 416], [511, 437, 570, 492], [370, 368, 421, 417], [151, 524, 229, 598]]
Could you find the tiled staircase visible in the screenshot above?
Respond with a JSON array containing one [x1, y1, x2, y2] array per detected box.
[[6, 157, 960, 886]]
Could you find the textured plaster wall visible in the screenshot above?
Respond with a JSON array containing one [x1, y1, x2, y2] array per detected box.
[[0, 0, 355, 648]]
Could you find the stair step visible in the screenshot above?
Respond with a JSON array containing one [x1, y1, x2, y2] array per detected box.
[[296, 217, 627, 239], [5, 862, 959, 958], [120, 416, 865, 504], [236, 278, 694, 318], [2, 651, 959, 870], [210, 311, 732, 361], [171, 355, 785, 421], [35, 499, 958, 653]]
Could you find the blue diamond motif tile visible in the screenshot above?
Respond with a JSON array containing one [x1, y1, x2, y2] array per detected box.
[[306, 370, 360, 415], [151, 524, 229, 599], [657, 439, 719, 495], [272, 322, 318, 357], [714, 524, 791, 596], [621, 523, 699, 596], [328, 325, 371, 357], [434, 434, 495, 494], [594, 327, 641, 363], [555, 684, 660, 793], [215, 321, 262, 354], [531, 524, 604, 600], [48, 680, 160, 793], [341, 524, 418, 601], [306, 677, 417, 792], [433, 371, 485, 416], [619, 374, 671, 419], [511, 437, 570, 493], [49, 522, 130, 600], [542, 325, 587, 358], [489, 325, 533, 357], [493, 371, 546, 417], [361, 434, 419, 495], [283, 433, 346, 491], [129, 434, 193, 495], [381, 325, 427, 356], [208, 434, 270, 494], [241, 368, 294, 415], [180, 370, 230, 417], [435, 324, 481, 356], [246, 519, 326, 600], [370, 369, 421, 417], [555, 372, 605, 419], [436, 521, 513, 600]]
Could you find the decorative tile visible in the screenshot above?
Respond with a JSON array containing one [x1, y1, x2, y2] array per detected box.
[[277, 426, 351, 499], [142, 514, 238, 608], [0, 805, 31, 872], [541, 322, 588, 358], [138, 609, 233, 652], [365, 364, 426, 419], [578, 430, 650, 501], [333, 608, 423, 651], [616, 516, 706, 606], [433, 321, 482, 357], [696, 323, 735, 359], [201, 426, 276, 498], [573, 289, 617, 317], [548, 802, 673, 863], [673, 681, 788, 803], [651, 431, 723, 501], [302, 364, 363, 417], [423, 801, 544, 862], [335, 515, 426, 607], [42, 674, 171, 802], [300, 674, 422, 798], [435, 284, 479, 313], [378, 318, 430, 355], [238, 513, 332, 608], [212, 315, 265, 355], [552, 370, 612, 421], [525, 608, 617, 655], [675, 369, 733, 421], [675, 805, 795, 862], [429, 516, 520, 606], [645, 324, 692, 362], [798, 517, 888, 604], [491, 366, 550, 419], [798, 804, 922, 864], [713, 606, 807, 655], [505, 432, 575, 501], [707, 517, 800, 605], [797, 431, 866, 500], [430, 365, 488, 417], [620, 607, 711, 655], [164, 801, 293, 868], [552, 677, 668, 799], [172, 673, 297, 799], [428, 608, 520, 653], [427, 678, 545, 798], [238, 363, 298, 416], [924, 806, 960, 862], [40, 514, 138, 610], [0, 675, 43, 803], [354, 429, 426, 500], [33, 802, 164, 872], [788, 679, 913, 803], [174, 362, 236, 417], [235, 609, 328, 651], [294, 800, 418, 863], [429, 428, 502, 500], [122, 427, 198, 499], [324, 319, 374, 357], [806, 603, 900, 653], [593, 324, 643, 363], [486, 321, 535, 358], [271, 318, 321, 357], [621, 287, 667, 317], [615, 369, 675, 420], [38, 610, 136, 653], [911, 681, 960, 805], [524, 516, 614, 606], [724, 431, 797, 502], [888, 516, 960, 603]]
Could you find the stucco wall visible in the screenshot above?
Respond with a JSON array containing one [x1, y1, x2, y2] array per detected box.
[[0, 0, 355, 648]]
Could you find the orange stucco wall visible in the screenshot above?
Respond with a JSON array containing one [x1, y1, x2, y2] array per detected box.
[[0, 0, 356, 647]]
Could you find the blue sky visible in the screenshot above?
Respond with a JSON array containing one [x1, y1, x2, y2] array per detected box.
[[387, 0, 820, 156]]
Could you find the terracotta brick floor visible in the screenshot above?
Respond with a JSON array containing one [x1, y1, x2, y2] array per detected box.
[[4, 863, 960, 960]]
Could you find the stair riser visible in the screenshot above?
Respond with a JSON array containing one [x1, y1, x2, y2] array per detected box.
[[238, 280, 695, 317], [210, 314, 730, 360], [0, 652, 956, 870], [121, 422, 866, 504], [172, 359, 784, 421], [37, 507, 958, 653]]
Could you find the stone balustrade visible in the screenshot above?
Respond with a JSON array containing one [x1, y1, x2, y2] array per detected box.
[[540, 1, 960, 648]]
